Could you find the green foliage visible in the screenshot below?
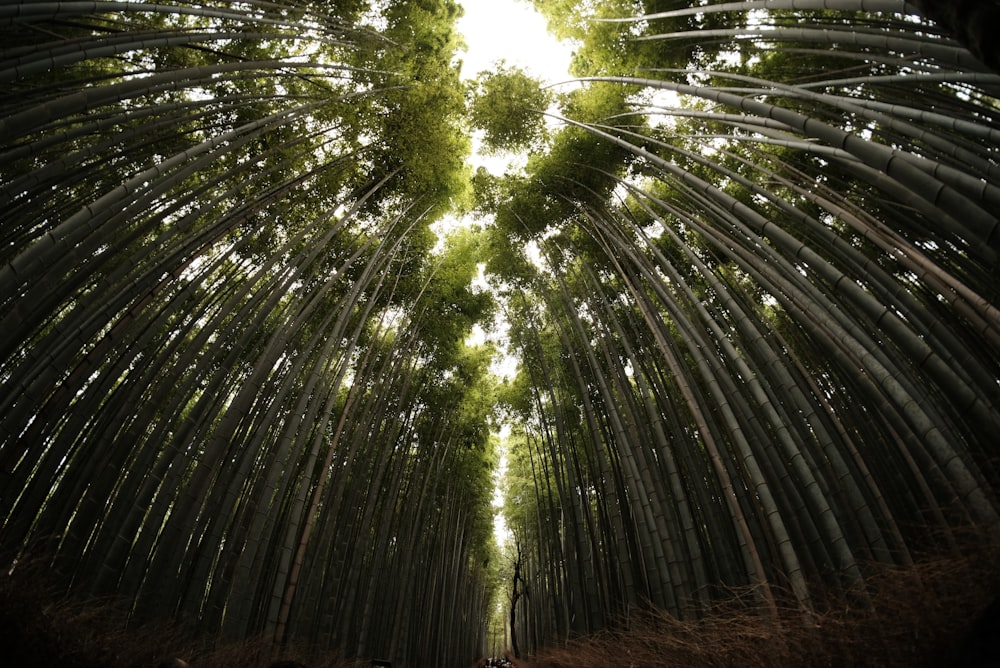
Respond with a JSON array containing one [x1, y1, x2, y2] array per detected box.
[[487, 81, 639, 244], [415, 226, 497, 356], [379, 77, 473, 210], [349, 0, 472, 217], [469, 63, 553, 153], [471, 167, 504, 213], [529, 0, 747, 75], [528, 0, 660, 75]]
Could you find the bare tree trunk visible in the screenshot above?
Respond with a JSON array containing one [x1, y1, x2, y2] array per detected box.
[[509, 538, 527, 659]]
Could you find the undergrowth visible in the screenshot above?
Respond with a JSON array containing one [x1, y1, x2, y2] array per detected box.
[[523, 528, 1000, 668], [2, 528, 998, 668]]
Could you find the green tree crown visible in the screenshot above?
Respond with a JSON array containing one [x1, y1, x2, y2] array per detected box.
[[468, 63, 553, 154]]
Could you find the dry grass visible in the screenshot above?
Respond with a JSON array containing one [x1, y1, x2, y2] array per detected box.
[[523, 530, 1000, 668], [2, 529, 998, 668]]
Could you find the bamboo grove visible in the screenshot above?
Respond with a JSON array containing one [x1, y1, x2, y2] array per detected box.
[[494, 0, 1000, 654], [1, 2, 495, 665], [1, 1, 999, 667]]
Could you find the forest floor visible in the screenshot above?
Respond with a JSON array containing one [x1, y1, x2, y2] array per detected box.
[[518, 527, 1000, 668], [3, 527, 998, 668]]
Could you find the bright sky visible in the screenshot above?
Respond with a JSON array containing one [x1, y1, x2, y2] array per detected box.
[[457, 0, 574, 85], [429, 0, 575, 254], [448, 0, 576, 370], [455, 1, 575, 548], [456, 0, 576, 177]]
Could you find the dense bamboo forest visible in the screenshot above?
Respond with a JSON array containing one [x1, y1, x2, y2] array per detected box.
[[1, 1, 999, 667]]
